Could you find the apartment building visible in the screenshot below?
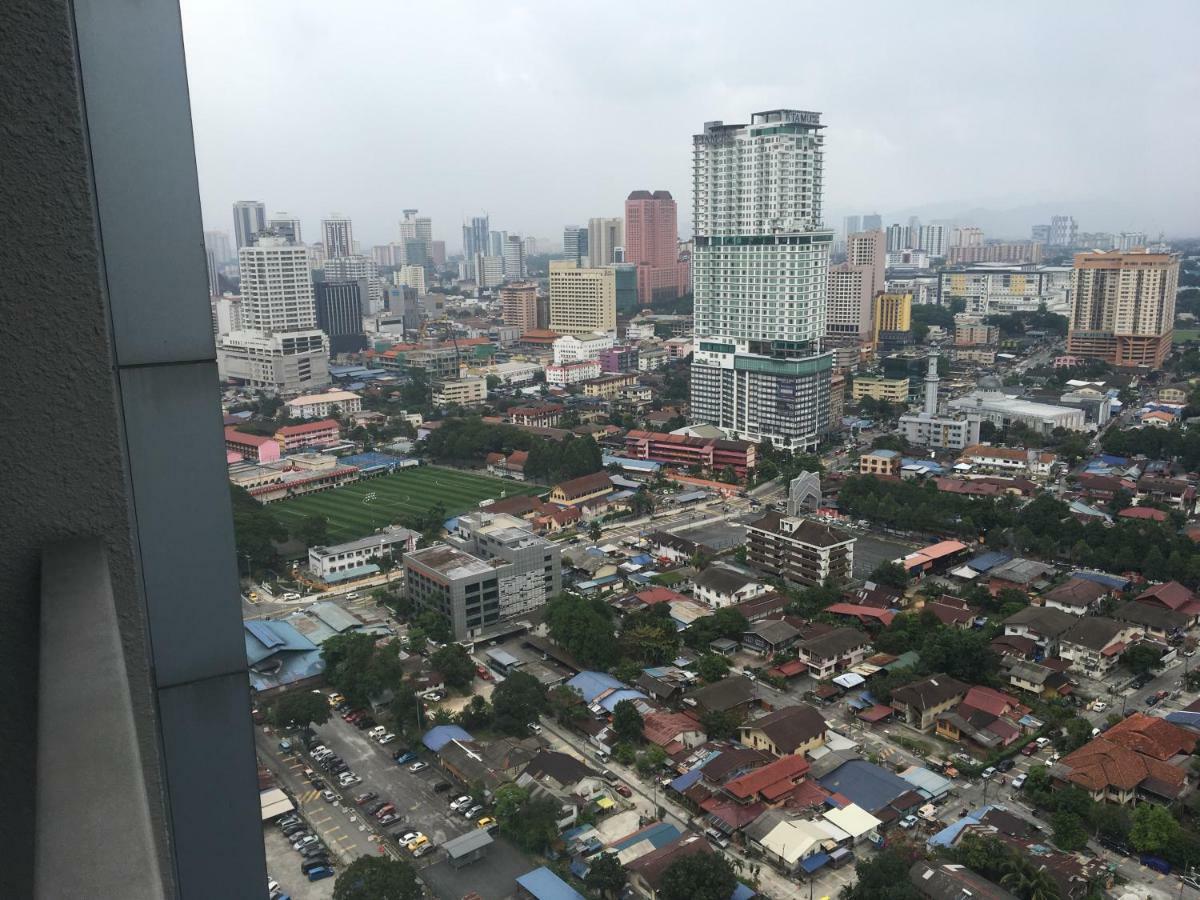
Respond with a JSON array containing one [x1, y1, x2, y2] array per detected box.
[[746, 512, 856, 588], [548, 260, 616, 335]]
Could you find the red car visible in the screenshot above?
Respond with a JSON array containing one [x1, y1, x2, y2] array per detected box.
[[476, 666, 492, 681], [615, 784, 632, 798]]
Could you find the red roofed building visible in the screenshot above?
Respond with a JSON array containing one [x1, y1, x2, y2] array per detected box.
[[274, 419, 339, 452], [823, 603, 896, 627], [925, 596, 976, 629], [624, 429, 756, 477], [1118, 506, 1168, 522], [627, 835, 712, 899], [1056, 713, 1196, 804], [634, 587, 689, 607], [723, 754, 810, 804], [642, 711, 706, 753], [506, 404, 563, 427], [1137, 581, 1198, 612], [485, 449, 530, 480], [224, 427, 281, 463]]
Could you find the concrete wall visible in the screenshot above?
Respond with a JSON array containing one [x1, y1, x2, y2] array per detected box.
[[1, 2, 265, 896]]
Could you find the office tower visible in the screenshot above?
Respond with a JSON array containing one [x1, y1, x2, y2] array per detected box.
[[1031, 224, 1051, 243], [204, 229, 233, 265], [371, 244, 398, 267], [430, 240, 446, 267], [908, 215, 921, 232], [232, 200, 266, 249], [1067, 250, 1179, 369], [216, 330, 330, 393], [489, 230, 506, 257], [886, 223, 908, 251], [950, 226, 984, 248], [399, 209, 432, 243], [625, 190, 688, 304], [500, 282, 539, 333], [826, 230, 885, 344], [548, 260, 616, 334], [689, 109, 834, 451], [523, 237, 538, 257], [587, 217, 624, 266], [236, 236, 316, 331], [462, 215, 490, 259], [321, 216, 354, 258], [1048, 215, 1077, 247], [395, 265, 426, 294], [473, 253, 505, 289], [205, 247, 219, 296], [872, 292, 913, 350], [404, 239, 428, 270], [503, 234, 526, 280], [1117, 232, 1147, 251], [843, 215, 861, 237], [323, 254, 382, 313], [862, 213, 882, 231], [212, 295, 242, 335], [563, 225, 588, 265], [918, 224, 946, 257], [267, 212, 302, 245], [314, 280, 367, 354], [609, 263, 638, 315]]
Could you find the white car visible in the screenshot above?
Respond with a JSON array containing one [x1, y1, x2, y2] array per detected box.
[[367, 725, 387, 738], [339, 772, 361, 786], [1092, 701, 1107, 713], [898, 815, 918, 829], [1012, 774, 1027, 789], [400, 831, 423, 846], [1035, 737, 1051, 748], [283, 592, 301, 601], [378, 733, 396, 745], [292, 835, 318, 850], [450, 795, 472, 811], [408, 761, 428, 773], [527, 722, 542, 734], [981, 767, 996, 780]]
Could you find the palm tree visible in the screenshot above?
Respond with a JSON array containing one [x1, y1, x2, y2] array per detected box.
[[1000, 859, 1061, 900]]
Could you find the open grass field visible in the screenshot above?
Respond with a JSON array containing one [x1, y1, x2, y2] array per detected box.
[[270, 466, 545, 542], [1173, 328, 1200, 344]]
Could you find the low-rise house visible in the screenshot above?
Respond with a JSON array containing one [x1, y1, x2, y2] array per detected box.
[[642, 711, 706, 753], [738, 705, 828, 757], [1040, 577, 1110, 615], [1001, 605, 1078, 656], [1112, 601, 1190, 640], [890, 675, 969, 732], [1054, 712, 1196, 804], [909, 862, 1016, 900], [649, 530, 714, 566], [683, 675, 758, 716], [1137, 581, 1200, 616], [745, 813, 841, 874], [924, 596, 975, 629], [506, 403, 563, 428], [935, 686, 1026, 751], [859, 448, 902, 477], [485, 450, 530, 480], [626, 834, 712, 900], [517, 750, 606, 802], [274, 418, 341, 452], [722, 754, 812, 806], [1135, 476, 1195, 513], [1002, 658, 1072, 698], [795, 627, 870, 680], [958, 444, 1057, 479], [741, 619, 802, 656], [823, 603, 896, 628], [549, 471, 613, 506], [1057, 616, 1140, 677], [693, 566, 769, 609], [987, 557, 1057, 594]]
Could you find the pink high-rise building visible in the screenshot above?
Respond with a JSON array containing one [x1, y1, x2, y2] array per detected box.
[[625, 190, 689, 304]]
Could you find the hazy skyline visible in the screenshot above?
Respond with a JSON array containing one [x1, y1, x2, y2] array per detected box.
[[182, 0, 1200, 251]]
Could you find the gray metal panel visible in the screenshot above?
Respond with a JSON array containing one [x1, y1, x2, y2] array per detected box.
[[157, 673, 266, 899], [72, 0, 215, 366], [118, 362, 246, 688]]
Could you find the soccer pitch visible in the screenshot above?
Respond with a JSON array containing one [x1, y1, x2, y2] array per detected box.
[[270, 466, 545, 542]]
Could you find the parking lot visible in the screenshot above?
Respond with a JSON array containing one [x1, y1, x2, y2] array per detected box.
[[264, 825, 335, 900]]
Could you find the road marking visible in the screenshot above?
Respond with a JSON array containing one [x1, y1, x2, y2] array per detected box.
[[298, 789, 321, 803]]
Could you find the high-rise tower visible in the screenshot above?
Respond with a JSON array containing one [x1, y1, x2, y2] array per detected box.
[[321, 216, 354, 258], [232, 200, 266, 249], [689, 110, 834, 451], [625, 190, 688, 304]]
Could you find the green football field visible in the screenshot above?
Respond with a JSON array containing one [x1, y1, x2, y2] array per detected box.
[[270, 466, 545, 542]]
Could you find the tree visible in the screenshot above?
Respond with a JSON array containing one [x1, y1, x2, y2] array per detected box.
[[270, 691, 331, 729], [333, 856, 421, 900], [1121, 642, 1163, 676], [458, 695, 493, 730], [548, 684, 587, 724], [492, 783, 562, 852], [695, 653, 731, 683], [414, 610, 452, 643], [841, 846, 922, 900], [659, 852, 737, 900], [589, 521, 603, 542], [430, 644, 475, 691], [585, 853, 627, 899], [406, 626, 428, 653], [1058, 716, 1093, 753], [544, 594, 620, 668], [999, 858, 1061, 900], [389, 684, 423, 734], [230, 485, 286, 574], [869, 561, 910, 590], [492, 671, 548, 735], [1051, 811, 1088, 852], [1130, 802, 1179, 853], [699, 708, 741, 740], [295, 514, 329, 547], [636, 744, 668, 774], [321, 632, 384, 705], [613, 699, 644, 744]]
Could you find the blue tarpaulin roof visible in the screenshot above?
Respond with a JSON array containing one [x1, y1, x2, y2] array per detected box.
[[670, 769, 703, 792], [800, 852, 831, 874], [567, 671, 626, 702], [966, 551, 1012, 573], [598, 689, 647, 713], [1071, 570, 1131, 590], [422, 725, 472, 752], [928, 805, 996, 848], [609, 822, 681, 853], [516, 867, 585, 900]]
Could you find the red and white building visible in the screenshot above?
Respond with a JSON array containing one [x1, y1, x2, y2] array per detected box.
[[224, 427, 281, 463], [546, 359, 600, 385], [274, 419, 340, 453], [623, 430, 756, 476]]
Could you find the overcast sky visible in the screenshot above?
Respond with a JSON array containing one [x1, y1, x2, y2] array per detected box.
[[182, 0, 1200, 250]]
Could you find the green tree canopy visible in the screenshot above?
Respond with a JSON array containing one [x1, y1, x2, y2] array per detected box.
[[430, 643, 476, 691], [841, 846, 922, 900], [585, 853, 627, 899], [1130, 802, 1179, 853], [270, 691, 331, 730], [612, 699, 644, 744], [1121, 642, 1163, 676], [332, 856, 422, 900], [492, 671, 547, 735], [1051, 811, 1088, 852], [869, 561, 910, 589], [659, 851, 737, 900], [294, 514, 329, 547], [695, 653, 732, 683]]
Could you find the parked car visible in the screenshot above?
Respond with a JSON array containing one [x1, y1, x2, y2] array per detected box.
[[301, 858, 330, 874], [339, 773, 362, 787], [400, 832, 424, 847], [354, 792, 378, 806], [477, 816, 497, 831], [996, 759, 1015, 773], [450, 796, 472, 811], [463, 804, 484, 819], [527, 722, 542, 735], [321, 790, 337, 803], [411, 842, 436, 858], [307, 867, 335, 882], [278, 739, 292, 752], [354, 717, 377, 731], [299, 843, 327, 859], [292, 835, 319, 850], [378, 733, 396, 745], [981, 767, 996, 780], [615, 784, 632, 798], [1035, 737, 1051, 748], [367, 725, 386, 737], [1012, 774, 1027, 789], [433, 782, 452, 793], [378, 813, 401, 826], [476, 666, 492, 681], [1020, 743, 1038, 756], [1091, 700, 1107, 713], [898, 815, 918, 829], [367, 801, 388, 815], [394, 751, 417, 765], [409, 761, 428, 773]]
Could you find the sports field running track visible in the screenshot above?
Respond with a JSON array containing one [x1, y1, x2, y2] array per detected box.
[[269, 466, 544, 542]]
